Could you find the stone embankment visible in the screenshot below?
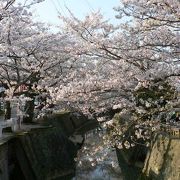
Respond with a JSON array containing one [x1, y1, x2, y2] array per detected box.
[[142, 133, 180, 180], [0, 111, 98, 180], [113, 110, 180, 180]]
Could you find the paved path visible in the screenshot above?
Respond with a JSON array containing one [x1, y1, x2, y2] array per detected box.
[[0, 124, 51, 145]]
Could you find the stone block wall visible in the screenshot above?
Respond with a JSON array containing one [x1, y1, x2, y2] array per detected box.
[[0, 143, 9, 180]]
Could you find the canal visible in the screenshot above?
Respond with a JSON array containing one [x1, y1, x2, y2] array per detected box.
[[73, 129, 122, 180]]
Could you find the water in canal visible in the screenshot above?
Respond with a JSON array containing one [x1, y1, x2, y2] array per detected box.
[[73, 129, 123, 180]]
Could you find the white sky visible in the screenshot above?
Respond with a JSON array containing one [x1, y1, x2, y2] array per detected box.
[[31, 0, 120, 25]]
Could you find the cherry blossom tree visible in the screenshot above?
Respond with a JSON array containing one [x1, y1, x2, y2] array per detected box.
[[1, 0, 84, 98], [58, 0, 180, 148], [0, 0, 179, 131], [0, 0, 73, 120]]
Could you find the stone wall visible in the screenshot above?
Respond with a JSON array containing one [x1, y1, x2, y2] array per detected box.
[[40, 111, 98, 136], [142, 133, 180, 180], [0, 128, 77, 180], [14, 127, 77, 180], [0, 142, 9, 180], [0, 111, 97, 180]]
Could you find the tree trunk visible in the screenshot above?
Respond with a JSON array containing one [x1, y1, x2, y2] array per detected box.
[[23, 98, 35, 123], [4, 100, 11, 120]]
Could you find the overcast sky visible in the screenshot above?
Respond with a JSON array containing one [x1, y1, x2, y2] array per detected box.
[[31, 0, 120, 25]]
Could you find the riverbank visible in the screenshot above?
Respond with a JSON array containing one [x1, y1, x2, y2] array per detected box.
[[0, 111, 98, 180]]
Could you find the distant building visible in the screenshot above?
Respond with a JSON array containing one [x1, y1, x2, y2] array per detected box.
[[170, 126, 180, 138], [15, 84, 28, 93]]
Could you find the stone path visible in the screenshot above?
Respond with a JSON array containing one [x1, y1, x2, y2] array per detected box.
[[0, 124, 51, 145]]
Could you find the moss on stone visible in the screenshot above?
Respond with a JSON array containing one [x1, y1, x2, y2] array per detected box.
[[14, 127, 77, 180]]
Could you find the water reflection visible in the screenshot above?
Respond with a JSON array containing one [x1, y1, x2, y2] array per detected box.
[[73, 130, 122, 180]]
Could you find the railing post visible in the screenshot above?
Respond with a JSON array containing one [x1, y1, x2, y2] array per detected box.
[[0, 126, 2, 137]]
